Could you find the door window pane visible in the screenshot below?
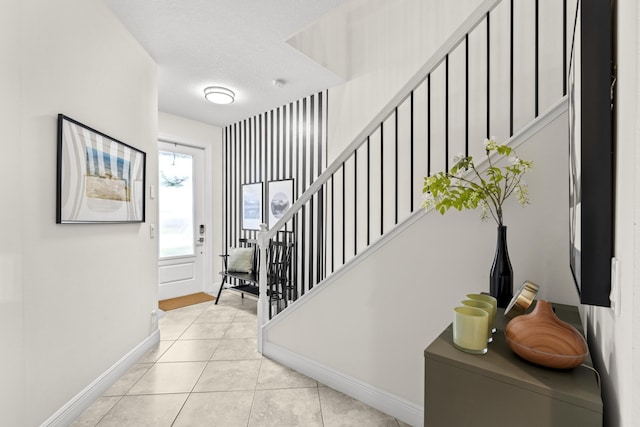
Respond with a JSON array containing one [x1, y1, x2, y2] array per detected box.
[[159, 151, 194, 258]]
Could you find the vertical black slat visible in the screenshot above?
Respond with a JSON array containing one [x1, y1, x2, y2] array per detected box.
[[302, 98, 307, 191], [427, 74, 431, 176], [318, 92, 324, 172], [510, 0, 514, 136], [380, 122, 384, 237], [318, 92, 325, 281], [282, 105, 286, 180], [289, 103, 294, 180], [223, 127, 227, 248], [465, 34, 469, 157], [242, 119, 247, 186], [563, 0, 567, 96], [310, 95, 315, 181], [230, 125, 234, 244], [331, 174, 334, 273], [366, 137, 371, 246], [342, 162, 346, 266], [258, 114, 262, 232], [276, 107, 281, 180], [309, 96, 315, 285], [233, 123, 238, 243], [233, 123, 238, 241], [298, 101, 307, 293], [294, 100, 300, 286], [247, 118, 252, 183], [231, 123, 235, 242], [302, 99, 309, 289], [535, 0, 539, 117], [260, 112, 265, 190], [317, 185, 324, 283], [309, 195, 315, 287], [223, 127, 228, 251], [410, 91, 415, 212], [254, 116, 259, 187], [254, 115, 259, 183], [394, 108, 399, 225], [445, 54, 450, 171], [486, 12, 491, 138], [257, 114, 261, 184], [301, 203, 307, 292], [354, 150, 358, 256], [248, 118, 252, 185], [270, 111, 275, 181], [233, 123, 238, 242], [271, 109, 276, 180]]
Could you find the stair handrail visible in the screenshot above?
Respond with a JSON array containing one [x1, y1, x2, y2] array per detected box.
[[255, 0, 506, 347], [261, 0, 503, 243]]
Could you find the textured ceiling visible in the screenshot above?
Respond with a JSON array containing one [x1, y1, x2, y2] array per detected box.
[[102, 0, 349, 127]]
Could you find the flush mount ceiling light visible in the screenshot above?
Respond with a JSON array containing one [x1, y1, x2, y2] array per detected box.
[[204, 86, 235, 104]]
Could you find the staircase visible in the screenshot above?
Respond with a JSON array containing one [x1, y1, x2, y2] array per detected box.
[[252, 0, 571, 424]]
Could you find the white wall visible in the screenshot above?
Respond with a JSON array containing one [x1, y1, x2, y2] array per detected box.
[[324, 0, 483, 162], [158, 112, 224, 292], [267, 0, 577, 418], [292, 0, 565, 166], [267, 111, 576, 410], [0, 1, 25, 424], [583, 0, 640, 426], [3, 0, 158, 424]]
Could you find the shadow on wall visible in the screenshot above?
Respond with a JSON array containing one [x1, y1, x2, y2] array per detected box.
[[587, 306, 620, 427]]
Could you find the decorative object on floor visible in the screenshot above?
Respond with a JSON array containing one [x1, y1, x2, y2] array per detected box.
[[158, 292, 215, 311], [57, 114, 146, 223], [461, 299, 494, 343], [267, 178, 294, 229], [423, 138, 533, 308], [505, 280, 540, 319], [453, 306, 489, 354], [242, 182, 263, 230], [505, 300, 588, 369]]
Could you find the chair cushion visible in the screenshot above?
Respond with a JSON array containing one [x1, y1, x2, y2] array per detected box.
[[227, 247, 254, 273]]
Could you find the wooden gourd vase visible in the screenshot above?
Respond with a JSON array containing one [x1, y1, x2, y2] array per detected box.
[[505, 300, 588, 369]]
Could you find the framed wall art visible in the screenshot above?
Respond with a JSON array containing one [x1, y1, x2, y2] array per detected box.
[[242, 182, 263, 230], [568, 0, 614, 306], [268, 179, 294, 230], [56, 114, 146, 223]]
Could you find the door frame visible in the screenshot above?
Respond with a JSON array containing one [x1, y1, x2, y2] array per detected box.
[[158, 133, 214, 297]]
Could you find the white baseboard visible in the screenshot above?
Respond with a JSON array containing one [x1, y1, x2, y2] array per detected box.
[[262, 342, 424, 427], [41, 329, 161, 427]]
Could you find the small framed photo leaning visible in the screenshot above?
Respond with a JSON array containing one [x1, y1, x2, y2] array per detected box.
[[56, 114, 146, 223], [242, 182, 264, 230]]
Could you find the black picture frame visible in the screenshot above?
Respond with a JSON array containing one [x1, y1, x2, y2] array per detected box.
[[242, 182, 263, 230], [57, 114, 146, 223], [568, 0, 614, 307], [267, 179, 294, 230]]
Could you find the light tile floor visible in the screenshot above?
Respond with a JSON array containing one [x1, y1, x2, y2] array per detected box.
[[72, 292, 411, 427]]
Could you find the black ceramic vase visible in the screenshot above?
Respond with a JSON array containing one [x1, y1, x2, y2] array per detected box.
[[490, 225, 513, 308]]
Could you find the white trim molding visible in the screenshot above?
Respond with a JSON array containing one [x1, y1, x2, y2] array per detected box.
[[263, 342, 424, 427], [40, 330, 160, 427]]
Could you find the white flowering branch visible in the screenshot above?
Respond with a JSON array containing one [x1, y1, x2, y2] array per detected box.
[[422, 138, 532, 226]]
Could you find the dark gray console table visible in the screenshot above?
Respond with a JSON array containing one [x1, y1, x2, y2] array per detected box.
[[424, 303, 602, 426]]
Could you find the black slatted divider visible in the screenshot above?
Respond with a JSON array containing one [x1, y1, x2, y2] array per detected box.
[[222, 0, 566, 320]]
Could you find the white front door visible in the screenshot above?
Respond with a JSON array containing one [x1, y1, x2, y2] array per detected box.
[[157, 141, 206, 300]]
